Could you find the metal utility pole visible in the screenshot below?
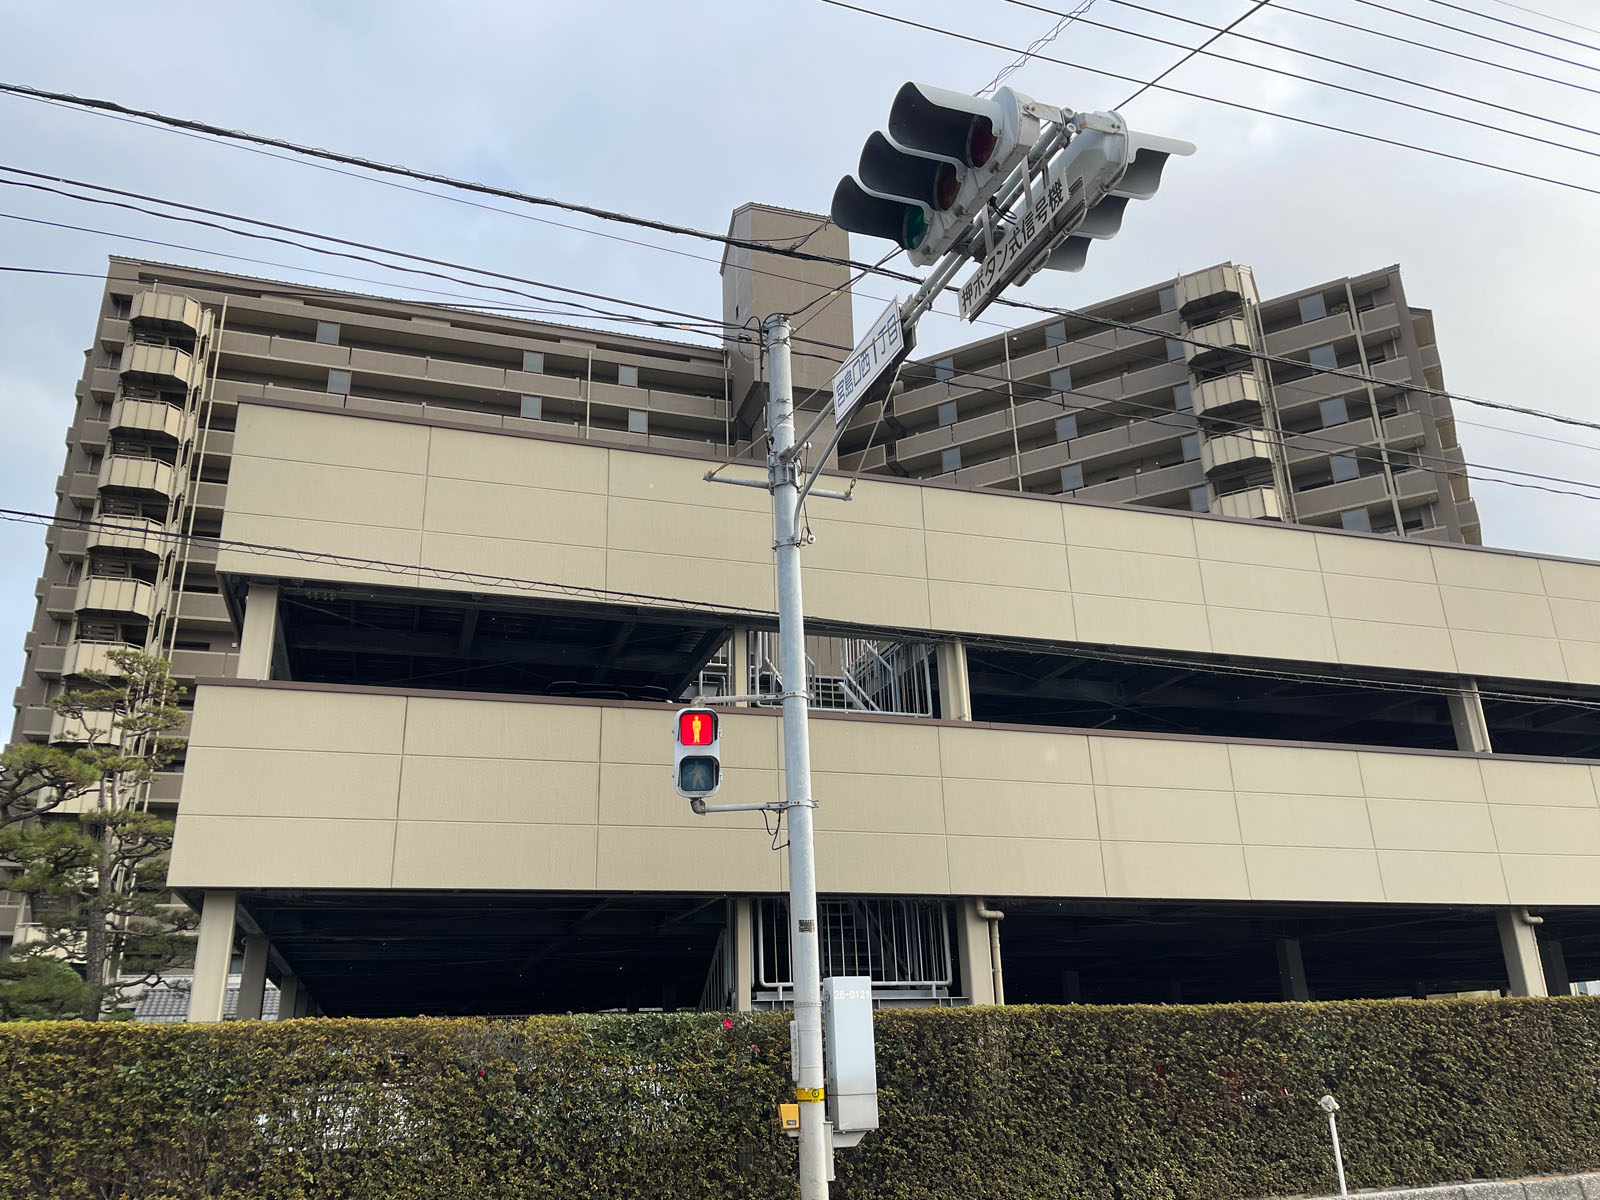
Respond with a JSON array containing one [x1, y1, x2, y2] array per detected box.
[[765, 312, 830, 1200]]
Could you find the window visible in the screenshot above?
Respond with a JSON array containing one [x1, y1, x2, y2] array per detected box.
[[1055, 414, 1077, 442], [934, 356, 954, 382], [1045, 323, 1065, 348], [1298, 294, 1326, 324], [1158, 286, 1177, 313], [937, 401, 958, 428], [1319, 397, 1348, 428], [327, 369, 351, 395], [1060, 464, 1083, 491], [941, 447, 961, 474], [519, 395, 543, 420], [1330, 453, 1360, 483], [1340, 508, 1371, 533], [1174, 383, 1192, 411], [1189, 486, 1210, 513], [1049, 367, 1072, 394], [617, 364, 639, 388], [315, 321, 340, 346], [1166, 338, 1185, 362], [1181, 434, 1200, 462], [1309, 344, 1337, 371], [522, 350, 545, 374], [628, 411, 648, 435]]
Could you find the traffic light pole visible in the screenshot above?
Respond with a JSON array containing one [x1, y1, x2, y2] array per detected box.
[[765, 313, 831, 1200]]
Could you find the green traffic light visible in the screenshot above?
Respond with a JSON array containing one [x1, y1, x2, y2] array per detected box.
[[901, 207, 927, 250]]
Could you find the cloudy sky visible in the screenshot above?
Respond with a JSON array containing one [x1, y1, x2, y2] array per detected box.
[[2, 0, 1597, 692]]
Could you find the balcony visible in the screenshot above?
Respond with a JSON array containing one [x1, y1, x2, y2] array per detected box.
[[76, 417, 109, 452], [61, 641, 139, 678], [169, 647, 238, 679], [1175, 264, 1247, 316], [74, 576, 157, 621], [110, 398, 190, 444], [1191, 371, 1262, 418], [86, 513, 167, 558], [1183, 316, 1251, 363], [1382, 410, 1428, 448], [1215, 485, 1283, 521], [176, 591, 234, 631], [1292, 472, 1393, 521], [1201, 429, 1274, 476], [45, 584, 79, 619], [119, 342, 203, 392], [98, 454, 179, 499], [49, 708, 116, 746], [65, 471, 99, 507], [17, 707, 53, 741], [130, 291, 210, 339]]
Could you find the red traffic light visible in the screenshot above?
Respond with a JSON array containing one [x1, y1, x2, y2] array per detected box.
[[678, 709, 717, 747]]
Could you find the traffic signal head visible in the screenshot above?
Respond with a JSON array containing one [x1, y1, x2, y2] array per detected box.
[[831, 83, 1043, 266], [673, 707, 721, 800]]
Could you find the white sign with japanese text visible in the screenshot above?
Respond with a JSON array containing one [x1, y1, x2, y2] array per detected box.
[[831, 298, 906, 425], [958, 174, 1087, 322]]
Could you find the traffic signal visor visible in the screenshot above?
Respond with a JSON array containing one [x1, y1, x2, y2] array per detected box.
[[674, 707, 722, 800]]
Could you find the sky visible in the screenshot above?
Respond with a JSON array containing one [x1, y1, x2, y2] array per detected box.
[[1, 0, 1598, 695]]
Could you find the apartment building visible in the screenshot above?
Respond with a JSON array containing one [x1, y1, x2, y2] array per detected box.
[[9, 207, 1595, 1020]]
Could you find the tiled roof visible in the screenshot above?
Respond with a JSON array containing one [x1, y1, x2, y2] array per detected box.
[[134, 984, 280, 1022]]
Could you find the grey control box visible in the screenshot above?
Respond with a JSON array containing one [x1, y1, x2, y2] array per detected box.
[[822, 975, 879, 1133]]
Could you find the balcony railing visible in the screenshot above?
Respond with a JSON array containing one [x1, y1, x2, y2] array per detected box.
[[1201, 429, 1274, 476], [1192, 372, 1262, 418], [1215, 485, 1284, 521], [119, 342, 202, 391], [86, 513, 167, 557], [73, 576, 157, 621], [110, 397, 191, 444], [97, 455, 179, 499]]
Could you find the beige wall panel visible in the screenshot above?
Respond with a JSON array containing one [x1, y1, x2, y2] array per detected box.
[[190, 687, 407, 754], [928, 580, 1074, 642], [1235, 792, 1374, 850], [1089, 735, 1233, 791], [1365, 797, 1497, 853], [1501, 854, 1600, 905], [1199, 561, 1328, 615], [1102, 841, 1250, 900], [1540, 558, 1600, 603], [599, 761, 777, 828], [237, 405, 429, 473], [1548, 597, 1600, 643], [1440, 586, 1557, 637], [1243, 846, 1385, 902], [399, 757, 600, 824], [1074, 594, 1211, 654], [1315, 535, 1436, 585], [602, 707, 780, 771], [1192, 520, 1320, 572], [1449, 630, 1567, 684], [803, 517, 930, 578], [1432, 547, 1544, 594], [1095, 787, 1241, 844], [813, 831, 950, 893], [180, 747, 401, 820], [924, 531, 1072, 591], [606, 494, 770, 562], [218, 514, 424, 588], [1063, 504, 1196, 558], [402, 696, 601, 760], [229, 457, 425, 531], [606, 549, 775, 614], [938, 726, 1092, 784], [425, 478, 607, 546], [922, 486, 1064, 543], [1358, 751, 1485, 803], [394, 821, 597, 890], [599, 826, 783, 891], [811, 772, 947, 834], [1376, 850, 1508, 904], [418, 532, 606, 596], [810, 718, 941, 777], [946, 836, 1105, 897], [822, 477, 926, 529], [605, 452, 765, 512], [427, 425, 608, 493], [806, 567, 932, 631], [1479, 758, 1597, 808], [1068, 546, 1205, 603], [942, 778, 1098, 839], [169, 815, 396, 889], [1489, 804, 1600, 856], [1560, 641, 1600, 688], [1332, 619, 1458, 674], [1207, 608, 1338, 664], [1322, 574, 1447, 626], [1227, 744, 1364, 796]]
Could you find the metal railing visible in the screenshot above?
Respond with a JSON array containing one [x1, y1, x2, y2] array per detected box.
[[755, 897, 954, 1008]]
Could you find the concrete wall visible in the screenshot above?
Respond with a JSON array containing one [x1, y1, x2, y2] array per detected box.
[[219, 401, 1600, 687], [169, 681, 1600, 906]]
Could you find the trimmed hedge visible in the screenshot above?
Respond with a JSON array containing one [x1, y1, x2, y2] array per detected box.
[[2, 998, 1599, 1199]]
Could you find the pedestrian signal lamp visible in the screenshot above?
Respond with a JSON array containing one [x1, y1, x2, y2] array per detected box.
[[674, 707, 721, 800], [831, 83, 1042, 266]]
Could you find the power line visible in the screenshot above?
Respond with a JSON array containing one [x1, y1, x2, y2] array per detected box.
[[978, 0, 1099, 96], [1115, 0, 1271, 108], [1484, 0, 1600, 37], [1406, 0, 1600, 58]]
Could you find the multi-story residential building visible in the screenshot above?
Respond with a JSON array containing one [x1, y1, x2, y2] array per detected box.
[[8, 207, 1595, 1022]]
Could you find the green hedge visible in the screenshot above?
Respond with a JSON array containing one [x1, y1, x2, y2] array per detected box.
[[2, 998, 1598, 1199]]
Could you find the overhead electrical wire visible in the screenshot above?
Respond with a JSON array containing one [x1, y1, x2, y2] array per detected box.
[[1419, 0, 1600, 53], [1348, 0, 1600, 74], [1113, 0, 1271, 108], [1483, 0, 1600, 38]]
